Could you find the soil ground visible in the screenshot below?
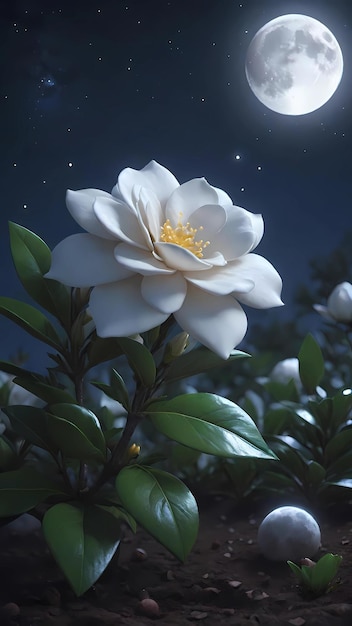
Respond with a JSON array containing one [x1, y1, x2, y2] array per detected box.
[[0, 496, 351, 626]]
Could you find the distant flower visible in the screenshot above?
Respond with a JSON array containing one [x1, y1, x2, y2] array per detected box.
[[46, 161, 283, 358], [314, 282, 352, 324], [271, 358, 301, 388]]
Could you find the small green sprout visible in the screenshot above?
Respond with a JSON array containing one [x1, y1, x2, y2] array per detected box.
[[287, 553, 342, 598]]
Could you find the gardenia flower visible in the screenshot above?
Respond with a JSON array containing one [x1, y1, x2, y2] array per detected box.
[[314, 282, 352, 324], [46, 161, 283, 358]]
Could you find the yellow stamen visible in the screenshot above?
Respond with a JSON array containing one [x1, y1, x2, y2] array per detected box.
[[160, 213, 210, 258]]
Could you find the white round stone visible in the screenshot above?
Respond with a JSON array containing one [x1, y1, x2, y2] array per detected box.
[[257, 506, 321, 561]]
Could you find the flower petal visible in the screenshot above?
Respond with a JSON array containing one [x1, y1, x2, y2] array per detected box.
[[133, 185, 163, 243], [231, 254, 283, 308], [93, 196, 149, 249], [327, 282, 352, 322], [211, 185, 233, 207], [46, 234, 132, 287], [141, 273, 187, 314], [155, 242, 212, 271], [174, 284, 248, 359], [89, 276, 169, 337], [183, 203, 227, 243], [114, 243, 175, 275], [66, 189, 115, 239], [185, 265, 255, 296], [313, 304, 333, 321], [116, 160, 179, 208], [209, 206, 264, 260], [165, 178, 220, 222]]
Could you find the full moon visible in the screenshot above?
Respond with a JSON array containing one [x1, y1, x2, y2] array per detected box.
[[245, 14, 343, 115]]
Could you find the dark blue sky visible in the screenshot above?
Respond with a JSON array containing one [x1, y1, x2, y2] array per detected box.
[[1, 0, 351, 367]]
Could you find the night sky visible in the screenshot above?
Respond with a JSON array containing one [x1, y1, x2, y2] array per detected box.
[[1, 0, 351, 367]]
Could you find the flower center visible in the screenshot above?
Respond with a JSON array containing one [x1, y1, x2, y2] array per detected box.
[[160, 213, 210, 258]]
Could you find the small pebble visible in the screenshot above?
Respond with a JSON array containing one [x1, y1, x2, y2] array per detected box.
[[133, 547, 148, 561], [1, 603, 20, 617], [137, 598, 160, 617]]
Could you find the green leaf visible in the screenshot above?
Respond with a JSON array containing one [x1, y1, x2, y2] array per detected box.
[[0, 360, 35, 379], [86, 335, 124, 369], [264, 379, 299, 403], [43, 502, 121, 596], [310, 553, 342, 593], [164, 347, 250, 382], [326, 478, 352, 490], [287, 560, 304, 583], [8, 222, 71, 326], [91, 368, 130, 411], [325, 427, 352, 466], [0, 467, 68, 517], [109, 369, 131, 410], [326, 450, 352, 478], [145, 393, 277, 459], [3, 405, 57, 454], [269, 438, 308, 483], [332, 390, 352, 429], [263, 407, 290, 435], [47, 404, 107, 462], [0, 437, 16, 470], [116, 465, 198, 561], [0, 296, 62, 350], [116, 338, 156, 386], [13, 377, 77, 405], [298, 334, 324, 394], [307, 460, 326, 486]]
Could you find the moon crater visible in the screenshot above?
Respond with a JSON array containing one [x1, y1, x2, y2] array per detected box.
[[245, 14, 343, 115]]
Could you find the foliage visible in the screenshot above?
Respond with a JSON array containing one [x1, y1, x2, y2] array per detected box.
[[287, 553, 342, 598], [210, 327, 352, 511], [0, 223, 276, 596]]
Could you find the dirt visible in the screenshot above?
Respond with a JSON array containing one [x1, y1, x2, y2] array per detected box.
[[0, 496, 351, 626]]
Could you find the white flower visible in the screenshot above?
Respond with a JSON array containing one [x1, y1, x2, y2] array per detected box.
[[270, 357, 301, 388], [46, 161, 283, 358], [314, 282, 352, 324]]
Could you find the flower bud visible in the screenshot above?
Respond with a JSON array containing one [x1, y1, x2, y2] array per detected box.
[[270, 358, 301, 388], [314, 282, 352, 324], [163, 331, 189, 364], [327, 282, 352, 323]]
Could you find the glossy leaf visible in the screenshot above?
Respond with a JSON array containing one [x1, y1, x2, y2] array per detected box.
[[327, 477, 352, 489], [264, 379, 299, 403], [91, 369, 130, 411], [116, 465, 198, 561], [0, 296, 62, 350], [298, 334, 324, 394], [3, 405, 57, 454], [86, 335, 124, 369], [13, 377, 77, 405], [263, 407, 290, 435], [0, 437, 16, 471], [43, 502, 121, 596], [164, 347, 249, 382], [0, 467, 67, 517], [288, 553, 342, 596], [47, 404, 107, 461], [0, 360, 35, 379], [116, 338, 156, 386], [332, 390, 352, 428], [145, 393, 277, 459], [8, 222, 71, 326], [307, 460, 326, 486], [325, 427, 352, 465], [269, 438, 308, 482]]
